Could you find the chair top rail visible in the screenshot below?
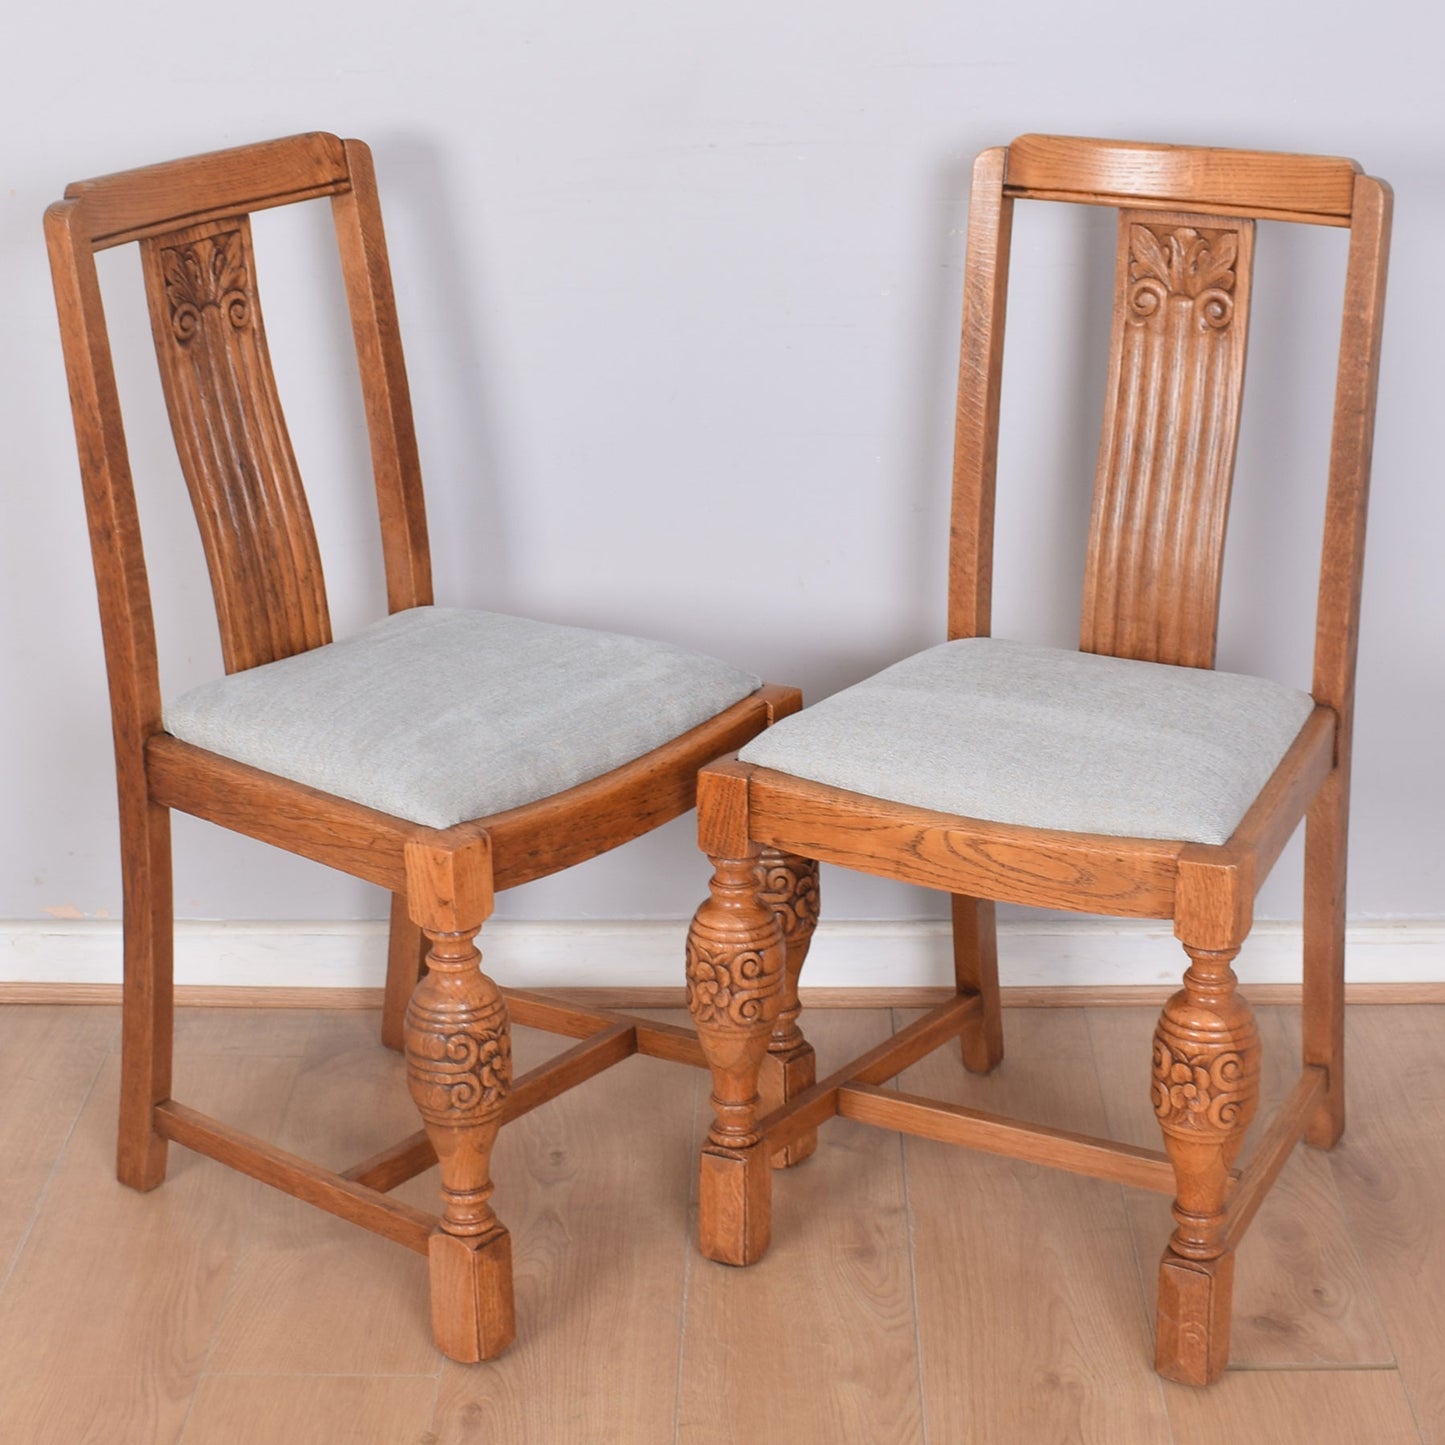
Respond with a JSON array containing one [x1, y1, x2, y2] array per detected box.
[[61, 132, 351, 250], [1004, 133, 1361, 225]]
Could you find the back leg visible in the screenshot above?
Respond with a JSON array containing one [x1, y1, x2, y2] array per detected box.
[[382, 891, 427, 1051], [117, 800, 174, 1191], [953, 895, 1003, 1073], [1302, 771, 1347, 1148]]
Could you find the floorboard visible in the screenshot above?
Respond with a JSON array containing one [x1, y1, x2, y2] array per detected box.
[[677, 1010, 924, 1445], [0, 1001, 1438, 1443], [901, 1007, 1174, 1444]]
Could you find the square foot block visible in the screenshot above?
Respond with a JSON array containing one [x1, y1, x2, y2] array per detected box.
[[1155, 1249, 1234, 1385], [699, 1144, 772, 1266], [429, 1225, 516, 1362]]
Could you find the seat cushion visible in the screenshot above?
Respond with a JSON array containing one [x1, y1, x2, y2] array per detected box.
[[165, 607, 761, 829], [737, 639, 1315, 845]]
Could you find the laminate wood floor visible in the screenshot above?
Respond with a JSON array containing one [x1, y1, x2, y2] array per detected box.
[[0, 1001, 1439, 1444]]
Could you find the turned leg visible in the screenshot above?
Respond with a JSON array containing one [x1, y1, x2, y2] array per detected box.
[[382, 892, 427, 1052], [403, 840, 515, 1362], [952, 894, 1003, 1074], [1152, 945, 1260, 1385], [758, 848, 820, 1168], [686, 853, 787, 1265], [1302, 773, 1348, 1148], [117, 799, 174, 1192]]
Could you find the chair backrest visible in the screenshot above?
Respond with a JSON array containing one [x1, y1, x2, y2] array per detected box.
[[45, 133, 432, 760], [948, 134, 1391, 737]]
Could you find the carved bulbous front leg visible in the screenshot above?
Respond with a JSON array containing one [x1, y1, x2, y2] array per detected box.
[[405, 925, 516, 1361], [1152, 945, 1260, 1385], [687, 853, 787, 1265], [758, 848, 820, 1168]]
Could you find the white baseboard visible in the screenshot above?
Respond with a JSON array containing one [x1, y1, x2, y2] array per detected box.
[[3, 917, 1443, 990]]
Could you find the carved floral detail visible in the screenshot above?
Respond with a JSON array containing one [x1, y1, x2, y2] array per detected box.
[[1151, 1038, 1252, 1133], [758, 853, 820, 944], [406, 993, 512, 1123], [1127, 224, 1237, 331], [686, 940, 779, 1028], [160, 230, 251, 342]]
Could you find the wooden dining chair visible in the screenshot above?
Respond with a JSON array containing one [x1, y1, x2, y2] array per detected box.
[[44, 132, 805, 1362], [681, 134, 1391, 1385]]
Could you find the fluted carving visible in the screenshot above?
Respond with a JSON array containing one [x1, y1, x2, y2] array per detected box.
[[1081, 209, 1255, 670], [404, 927, 511, 1239], [140, 216, 329, 673]]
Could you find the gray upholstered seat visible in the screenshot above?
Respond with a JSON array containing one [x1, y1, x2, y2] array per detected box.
[[165, 606, 761, 828], [737, 639, 1316, 845]]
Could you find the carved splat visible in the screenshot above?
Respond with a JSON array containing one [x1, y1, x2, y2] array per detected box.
[[1081, 210, 1255, 669], [141, 217, 330, 673]]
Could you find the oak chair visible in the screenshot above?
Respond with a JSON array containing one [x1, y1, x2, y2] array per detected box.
[[682, 134, 1391, 1385], [45, 132, 803, 1361]]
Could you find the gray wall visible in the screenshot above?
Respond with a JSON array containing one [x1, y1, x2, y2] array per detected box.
[[1, 1, 1438, 930]]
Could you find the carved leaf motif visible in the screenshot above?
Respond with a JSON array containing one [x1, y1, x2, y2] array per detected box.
[[1127, 224, 1240, 332], [1130, 225, 1171, 288], [160, 230, 251, 341], [1132, 226, 1230, 298], [1190, 231, 1237, 295]]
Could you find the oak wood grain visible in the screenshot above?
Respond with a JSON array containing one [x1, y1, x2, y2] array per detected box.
[[947, 145, 1012, 641], [1081, 208, 1254, 669], [749, 768, 1182, 917], [1005, 134, 1360, 220], [755, 993, 977, 1157], [64, 132, 350, 250], [839, 1081, 1176, 1192], [153, 1100, 435, 1253], [140, 215, 331, 674], [331, 136, 434, 616], [1304, 174, 1392, 1146]]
